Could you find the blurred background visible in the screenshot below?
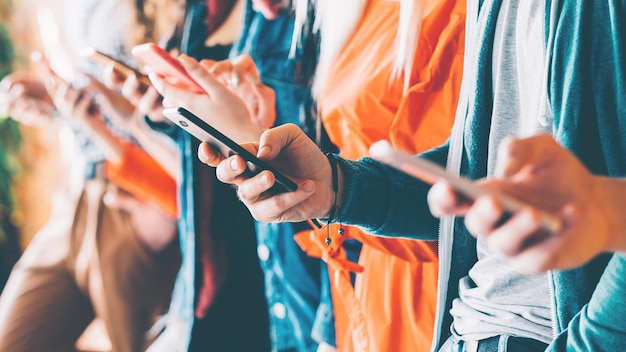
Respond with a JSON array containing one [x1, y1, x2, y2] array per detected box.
[[0, 0, 67, 290]]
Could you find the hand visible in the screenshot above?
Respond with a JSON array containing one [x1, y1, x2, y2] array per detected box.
[[149, 54, 262, 143], [430, 134, 618, 273], [0, 72, 56, 126], [103, 189, 177, 253], [204, 54, 276, 130], [85, 75, 137, 129], [102, 65, 168, 124], [198, 123, 337, 223], [47, 73, 107, 133]]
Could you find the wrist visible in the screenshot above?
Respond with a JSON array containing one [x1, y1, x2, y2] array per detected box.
[[597, 177, 626, 253], [311, 152, 345, 244]]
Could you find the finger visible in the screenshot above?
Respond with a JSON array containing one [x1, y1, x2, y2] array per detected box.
[[7, 83, 26, 107], [215, 154, 249, 185], [464, 195, 506, 238], [74, 92, 96, 117], [427, 181, 472, 218], [198, 142, 227, 166], [231, 54, 259, 76], [148, 71, 204, 108], [237, 170, 276, 201], [53, 82, 75, 112], [247, 182, 317, 223], [121, 74, 145, 105], [197, 59, 217, 71], [507, 237, 562, 274], [138, 86, 164, 119], [231, 55, 260, 86], [199, 59, 236, 87], [102, 63, 126, 89], [204, 59, 233, 77], [178, 54, 229, 96], [249, 84, 276, 129], [485, 207, 546, 257]]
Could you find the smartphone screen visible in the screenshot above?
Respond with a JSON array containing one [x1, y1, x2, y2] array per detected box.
[[369, 140, 562, 233], [131, 43, 204, 94], [162, 106, 298, 194]]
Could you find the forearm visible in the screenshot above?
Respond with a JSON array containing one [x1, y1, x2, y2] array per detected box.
[[337, 157, 439, 240], [129, 121, 181, 182], [82, 121, 125, 163]]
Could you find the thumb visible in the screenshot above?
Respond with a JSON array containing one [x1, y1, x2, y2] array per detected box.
[[257, 123, 302, 160], [177, 54, 223, 96], [494, 134, 556, 178]]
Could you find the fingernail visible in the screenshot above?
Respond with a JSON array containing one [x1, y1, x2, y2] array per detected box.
[[208, 66, 218, 75], [198, 145, 208, 162], [148, 73, 162, 91], [258, 145, 271, 158], [231, 73, 240, 88], [230, 157, 240, 171], [260, 173, 270, 186], [178, 54, 192, 67], [302, 181, 314, 192]]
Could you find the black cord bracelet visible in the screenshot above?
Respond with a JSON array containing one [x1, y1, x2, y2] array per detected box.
[[311, 152, 344, 245]]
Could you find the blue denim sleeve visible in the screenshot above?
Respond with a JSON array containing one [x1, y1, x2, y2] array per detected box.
[[337, 142, 449, 240], [311, 263, 336, 346], [547, 253, 626, 351]]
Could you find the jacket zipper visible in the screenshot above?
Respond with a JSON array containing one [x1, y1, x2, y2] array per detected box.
[[541, 0, 560, 339], [430, 1, 477, 350]]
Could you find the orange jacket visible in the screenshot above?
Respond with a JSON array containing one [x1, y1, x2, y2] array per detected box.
[[104, 142, 177, 218], [295, 0, 465, 350]]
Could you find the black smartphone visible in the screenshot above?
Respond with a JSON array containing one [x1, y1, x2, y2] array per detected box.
[[162, 106, 298, 194]]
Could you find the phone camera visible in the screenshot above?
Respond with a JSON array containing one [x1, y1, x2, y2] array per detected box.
[[179, 121, 188, 127]]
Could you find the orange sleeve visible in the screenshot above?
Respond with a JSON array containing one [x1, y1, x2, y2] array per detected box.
[[104, 142, 178, 218]]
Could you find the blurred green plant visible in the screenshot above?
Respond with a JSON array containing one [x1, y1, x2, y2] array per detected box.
[[0, 0, 23, 291]]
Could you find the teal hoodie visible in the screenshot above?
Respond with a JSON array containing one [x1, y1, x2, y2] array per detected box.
[[337, 0, 626, 351]]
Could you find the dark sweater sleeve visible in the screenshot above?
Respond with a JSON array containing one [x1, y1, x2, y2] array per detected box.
[[337, 142, 450, 240]]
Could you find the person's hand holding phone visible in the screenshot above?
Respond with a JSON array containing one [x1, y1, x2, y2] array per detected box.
[[148, 53, 263, 143], [46, 71, 108, 135], [199, 123, 338, 223], [101, 64, 167, 124], [428, 134, 621, 274], [0, 71, 56, 126]]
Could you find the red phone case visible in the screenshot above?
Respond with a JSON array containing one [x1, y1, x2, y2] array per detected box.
[[131, 43, 205, 93]]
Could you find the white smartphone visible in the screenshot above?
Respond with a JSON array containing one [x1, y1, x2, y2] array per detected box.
[[162, 106, 298, 194], [369, 140, 562, 233]]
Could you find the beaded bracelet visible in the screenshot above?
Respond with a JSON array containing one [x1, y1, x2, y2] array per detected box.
[[310, 152, 344, 245]]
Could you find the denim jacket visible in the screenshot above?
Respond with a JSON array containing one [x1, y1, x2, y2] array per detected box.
[[335, 1, 626, 351], [146, 1, 270, 351], [231, 2, 336, 351]]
